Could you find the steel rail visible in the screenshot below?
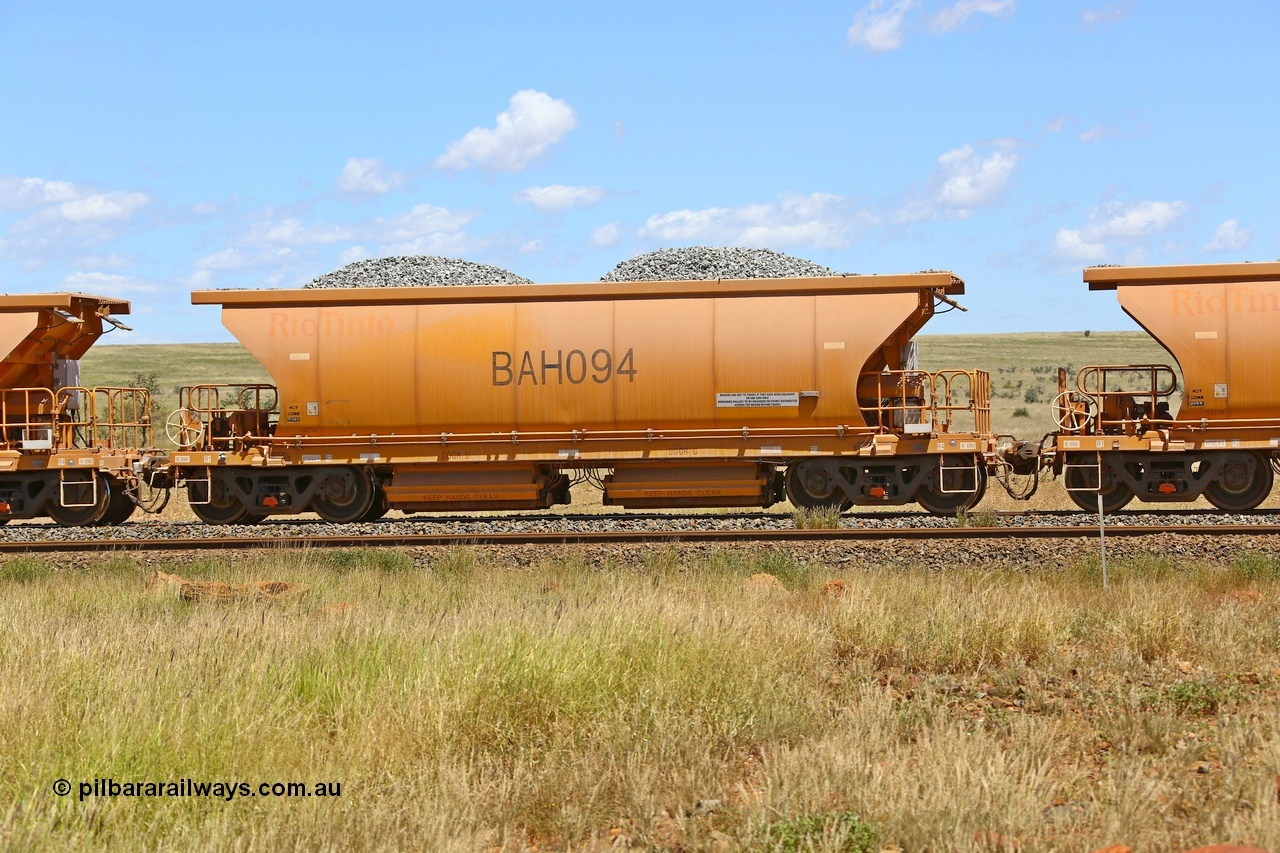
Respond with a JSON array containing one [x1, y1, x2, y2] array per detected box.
[[7, 523, 1280, 553]]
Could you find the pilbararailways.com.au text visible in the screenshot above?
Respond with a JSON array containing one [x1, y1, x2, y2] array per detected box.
[[52, 778, 342, 802]]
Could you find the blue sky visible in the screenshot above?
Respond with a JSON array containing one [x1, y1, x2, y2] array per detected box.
[[2, 1, 1277, 342]]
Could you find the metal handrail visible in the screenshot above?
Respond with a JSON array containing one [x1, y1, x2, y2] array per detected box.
[[176, 384, 280, 450], [858, 369, 990, 436], [1071, 364, 1180, 437], [0, 385, 151, 451]]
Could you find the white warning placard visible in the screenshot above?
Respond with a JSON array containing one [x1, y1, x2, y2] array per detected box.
[[716, 392, 800, 408]]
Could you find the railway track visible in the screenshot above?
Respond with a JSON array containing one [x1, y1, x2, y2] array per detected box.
[[6, 522, 1280, 554]]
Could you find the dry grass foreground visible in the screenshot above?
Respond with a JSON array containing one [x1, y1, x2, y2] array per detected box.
[[1, 547, 1279, 851]]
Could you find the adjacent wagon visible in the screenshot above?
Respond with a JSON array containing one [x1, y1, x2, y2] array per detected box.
[[1052, 261, 1280, 511], [0, 293, 164, 525]]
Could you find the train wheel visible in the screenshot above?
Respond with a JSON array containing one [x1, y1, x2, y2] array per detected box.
[[187, 472, 249, 525], [312, 468, 375, 524], [96, 476, 138, 526], [916, 455, 987, 516], [1205, 452, 1274, 512], [1063, 456, 1134, 513], [47, 472, 111, 526], [355, 478, 389, 523], [784, 461, 849, 510]]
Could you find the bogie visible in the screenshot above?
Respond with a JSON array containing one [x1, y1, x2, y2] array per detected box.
[[47, 472, 112, 527], [311, 468, 377, 524], [1204, 451, 1274, 512], [915, 455, 987, 516]]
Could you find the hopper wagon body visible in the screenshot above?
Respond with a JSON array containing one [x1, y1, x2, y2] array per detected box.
[[173, 273, 1005, 523], [0, 293, 164, 525], [1051, 261, 1280, 511]]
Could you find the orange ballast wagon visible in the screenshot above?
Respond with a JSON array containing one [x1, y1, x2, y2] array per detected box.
[[1051, 261, 1280, 511], [0, 293, 167, 525], [170, 273, 1015, 523]]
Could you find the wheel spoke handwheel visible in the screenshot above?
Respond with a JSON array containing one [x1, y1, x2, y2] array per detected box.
[[165, 408, 205, 448], [1052, 390, 1095, 433]]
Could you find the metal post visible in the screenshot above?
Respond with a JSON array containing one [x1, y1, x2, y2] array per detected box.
[[1097, 489, 1107, 590]]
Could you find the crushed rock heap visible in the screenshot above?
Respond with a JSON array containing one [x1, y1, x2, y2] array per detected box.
[[600, 247, 846, 281], [305, 255, 532, 288]]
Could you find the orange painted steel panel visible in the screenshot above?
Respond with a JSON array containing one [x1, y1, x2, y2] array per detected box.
[[614, 299, 714, 426], [603, 462, 773, 508], [713, 296, 814, 425], [317, 305, 406, 432], [1095, 264, 1280, 421], [0, 293, 131, 390], [0, 293, 130, 312], [1086, 261, 1280, 290], [0, 314, 42, 367], [192, 272, 963, 307], [816, 292, 922, 423], [416, 303, 516, 430], [510, 301, 618, 427], [207, 275, 952, 440], [1224, 283, 1280, 418]]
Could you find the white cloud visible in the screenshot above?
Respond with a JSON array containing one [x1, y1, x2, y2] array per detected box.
[[591, 222, 625, 248], [337, 157, 406, 196], [1082, 2, 1134, 30], [0, 176, 85, 213], [1078, 125, 1108, 143], [1050, 229, 1109, 263], [1082, 200, 1188, 242], [183, 270, 214, 289], [434, 90, 577, 173], [934, 144, 1019, 209], [338, 245, 370, 266], [243, 218, 353, 247], [10, 191, 150, 234], [1, 181, 153, 262], [369, 204, 474, 242], [58, 191, 150, 223], [1042, 116, 1069, 134], [640, 192, 876, 250], [74, 252, 134, 271], [848, 0, 1014, 52], [1075, 115, 1146, 145], [895, 142, 1021, 222], [380, 232, 472, 258], [1048, 198, 1190, 264], [847, 0, 916, 53], [929, 0, 1015, 33], [62, 270, 162, 295], [237, 204, 473, 251], [216, 201, 477, 279], [513, 184, 607, 213], [1202, 219, 1252, 253], [195, 247, 296, 270]]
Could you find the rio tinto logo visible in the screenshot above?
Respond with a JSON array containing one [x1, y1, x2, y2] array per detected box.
[[1171, 286, 1280, 315], [267, 313, 395, 337]]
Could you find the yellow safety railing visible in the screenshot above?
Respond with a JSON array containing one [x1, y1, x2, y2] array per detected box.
[[858, 369, 991, 436], [173, 384, 279, 450], [1062, 365, 1179, 436], [0, 385, 152, 452]]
